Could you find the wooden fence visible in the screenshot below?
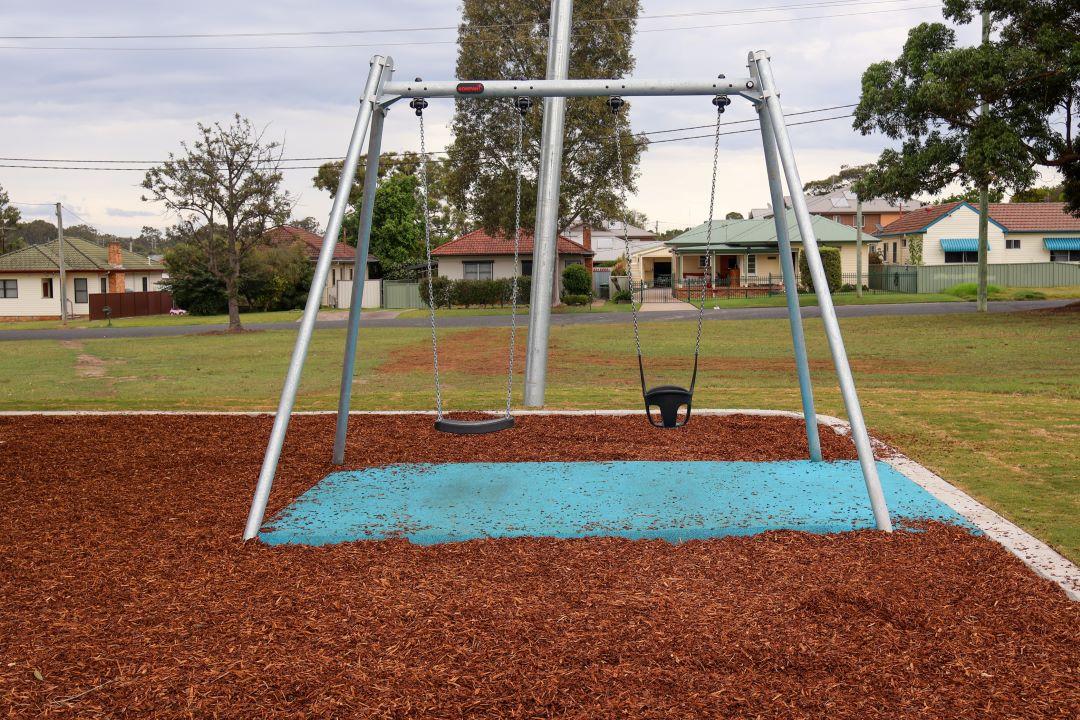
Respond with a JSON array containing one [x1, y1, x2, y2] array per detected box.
[[89, 291, 173, 320]]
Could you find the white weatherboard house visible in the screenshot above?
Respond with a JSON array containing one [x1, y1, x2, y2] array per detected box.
[[876, 201, 1080, 265], [0, 238, 165, 320], [563, 220, 657, 263]]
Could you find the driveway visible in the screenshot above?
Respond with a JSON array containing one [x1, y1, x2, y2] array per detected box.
[[0, 299, 1071, 342]]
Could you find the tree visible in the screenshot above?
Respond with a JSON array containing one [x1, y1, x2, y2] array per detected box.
[[1011, 184, 1065, 202], [852, 7, 1076, 312], [11, 219, 57, 246], [724, 211, 744, 220], [935, 187, 1004, 204], [136, 226, 165, 255], [446, 0, 645, 236], [142, 115, 292, 331], [289, 216, 323, 234], [0, 184, 21, 254], [943, 0, 1078, 214], [803, 164, 875, 195], [313, 151, 464, 247], [656, 226, 689, 242]]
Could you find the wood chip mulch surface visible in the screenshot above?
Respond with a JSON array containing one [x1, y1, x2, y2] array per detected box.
[[1, 413, 1077, 719]]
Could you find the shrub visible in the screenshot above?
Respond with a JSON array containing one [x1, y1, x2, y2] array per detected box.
[[798, 246, 843, 293], [612, 289, 633, 303], [562, 293, 591, 306], [421, 275, 532, 308], [1010, 289, 1045, 300], [839, 283, 855, 293], [562, 263, 592, 296], [419, 275, 453, 308], [943, 282, 1004, 299]]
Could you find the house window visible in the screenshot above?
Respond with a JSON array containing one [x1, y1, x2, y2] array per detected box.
[[901, 238, 907, 248], [0, 279, 17, 298], [697, 255, 708, 269], [1006, 238, 1021, 250], [746, 254, 757, 274], [100, 277, 108, 294], [74, 278, 88, 304], [944, 251, 980, 263], [141, 276, 149, 292], [463, 261, 493, 281], [42, 278, 54, 298], [521, 260, 533, 276], [892, 242, 898, 263], [1050, 249, 1080, 262]]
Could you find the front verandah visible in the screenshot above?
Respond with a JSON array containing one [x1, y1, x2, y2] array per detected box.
[[672, 251, 784, 299]]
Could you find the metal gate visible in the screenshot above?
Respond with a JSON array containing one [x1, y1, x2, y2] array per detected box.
[[636, 282, 679, 303], [381, 281, 423, 309]]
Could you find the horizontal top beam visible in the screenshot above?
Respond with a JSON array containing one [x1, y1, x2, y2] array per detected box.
[[380, 77, 759, 100]]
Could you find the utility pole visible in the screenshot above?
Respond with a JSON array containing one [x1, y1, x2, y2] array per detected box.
[[976, 9, 991, 312], [55, 203, 69, 324], [855, 196, 864, 298]]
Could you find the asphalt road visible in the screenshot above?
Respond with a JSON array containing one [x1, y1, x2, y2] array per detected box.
[[0, 299, 1071, 342]]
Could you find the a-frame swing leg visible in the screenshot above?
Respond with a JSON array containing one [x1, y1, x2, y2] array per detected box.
[[751, 50, 893, 532], [333, 106, 387, 465], [243, 55, 394, 541], [755, 94, 823, 462]]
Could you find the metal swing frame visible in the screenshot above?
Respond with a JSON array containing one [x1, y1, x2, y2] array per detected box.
[[242, 2, 894, 539]]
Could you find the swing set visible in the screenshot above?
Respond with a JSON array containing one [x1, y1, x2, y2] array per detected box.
[[242, 36, 894, 540]]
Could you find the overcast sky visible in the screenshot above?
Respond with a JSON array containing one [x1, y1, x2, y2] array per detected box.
[[3, 0, 998, 237]]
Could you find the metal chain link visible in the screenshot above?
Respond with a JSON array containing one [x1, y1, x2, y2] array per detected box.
[[611, 108, 644, 364], [505, 109, 525, 417], [416, 112, 443, 419], [694, 107, 725, 360]]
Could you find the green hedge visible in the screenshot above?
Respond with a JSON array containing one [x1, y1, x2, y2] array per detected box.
[[420, 275, 532, 308], [798, 246, 843, 293]]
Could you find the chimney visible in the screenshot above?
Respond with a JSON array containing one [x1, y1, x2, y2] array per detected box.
[[107, 241, 122, 267], [582, 225, 594, 273]]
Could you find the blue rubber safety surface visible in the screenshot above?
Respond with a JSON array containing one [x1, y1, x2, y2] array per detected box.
[[260, 460, 971, 546]]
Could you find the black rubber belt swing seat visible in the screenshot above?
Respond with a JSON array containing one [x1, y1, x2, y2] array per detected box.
[[413, 90, 533, 435], [609, 92, 729, 428]]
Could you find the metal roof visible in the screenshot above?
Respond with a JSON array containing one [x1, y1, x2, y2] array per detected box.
[[940, 238, 986, 252], [0, 237, 164, 272], [665, 210, 862, 250], [1043, 237, 1080, 251]]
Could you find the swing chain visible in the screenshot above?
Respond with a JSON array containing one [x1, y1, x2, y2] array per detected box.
[[415, 103, 444, 419], [607, 97, 644, 370], [693, 99, 726, 363], [505, 102, 528, 417]]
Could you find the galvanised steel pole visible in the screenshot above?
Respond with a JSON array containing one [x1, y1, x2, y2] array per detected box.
[[55, 203, 69, 324], [752, 50, 892, 532], [333, 106, 387, 465], [524, 0, 574, 408], [244, 55, 392, 540], [754, 99, 822, 462]]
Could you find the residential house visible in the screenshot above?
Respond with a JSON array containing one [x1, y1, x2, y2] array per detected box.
[[751, 188, 922, 235], [628, 242, 675, 287], [563, 220, 657, 263], [432, 229, 593, 295], [0, 238, 165, 320], [265, 224, 379, 308], [664, 210, 871, 287], [875, 201, 1080, 265]]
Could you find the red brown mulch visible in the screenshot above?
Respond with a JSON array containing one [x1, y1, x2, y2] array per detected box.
[[0, 413, 1076, 719]]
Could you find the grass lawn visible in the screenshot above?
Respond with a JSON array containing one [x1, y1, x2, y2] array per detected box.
[[396, 301, 632, 318], [1, 308, 1077, 561], [0, 308, 303, 330]]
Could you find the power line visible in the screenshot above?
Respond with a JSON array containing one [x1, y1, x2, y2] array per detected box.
[[0, 0, 933, 41], [0, 113, 857, 172], [0, 5, 938, 51], [0, 104, 857, 167]]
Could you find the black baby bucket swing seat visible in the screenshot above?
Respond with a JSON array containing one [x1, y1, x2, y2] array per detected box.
[[412, 91, 533, 434], [608, 93, 730, 428]]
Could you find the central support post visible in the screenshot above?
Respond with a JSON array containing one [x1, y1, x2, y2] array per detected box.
[[524, 0, 574, 407]]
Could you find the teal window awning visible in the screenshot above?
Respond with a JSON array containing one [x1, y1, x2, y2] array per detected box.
[[940, 238, 986, 252], [1044, 237, 1080, 251]]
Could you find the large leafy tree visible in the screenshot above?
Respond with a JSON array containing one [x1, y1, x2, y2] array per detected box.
[[803, 164, 875, 195], [313, 151, 464, 262], [446, 0, 645, 236], [142, 115, 292, 331], [854, 2, 1078, 209], [0, 184, 22, 254]]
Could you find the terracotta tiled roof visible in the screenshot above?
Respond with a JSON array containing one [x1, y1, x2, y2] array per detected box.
[[876, 203, 959, 236], [987, 202, 1080, 232], [432, 229, 594, 256], [265, 225, 358, 261], [878, 202, 1080, 236]]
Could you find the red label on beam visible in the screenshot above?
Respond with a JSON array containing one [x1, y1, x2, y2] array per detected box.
[[456, 82, 485, 94]]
